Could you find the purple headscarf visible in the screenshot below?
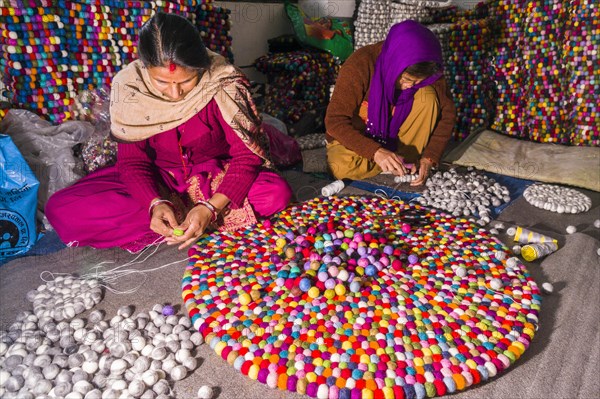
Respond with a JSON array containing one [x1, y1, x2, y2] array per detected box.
[[366, 20, 444, 150]]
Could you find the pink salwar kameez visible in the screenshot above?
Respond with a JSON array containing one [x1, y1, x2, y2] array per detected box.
[[46, 100, 292, 252]]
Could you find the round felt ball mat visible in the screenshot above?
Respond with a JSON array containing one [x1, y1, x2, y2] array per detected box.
[[182, 196, 541, 398]]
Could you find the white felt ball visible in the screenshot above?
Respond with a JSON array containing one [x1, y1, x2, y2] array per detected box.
[[541, 282, 554, 295], [490, 278, 503, 290], [197, 385, 214, 399], [512, 245, 522, 255], [506, 257, 519, 268], [594, 219, 600, 229], [597, 248, 600, 256], [190, 332, 204, 346], [84, 389, 102, 399], [0, 342, 8, 357], [128, 380, 145, 398], [455, 267, 467, 278], [566, 225, 577, 234], [170, 365, 187, 381], [494, 251, 506, 261]]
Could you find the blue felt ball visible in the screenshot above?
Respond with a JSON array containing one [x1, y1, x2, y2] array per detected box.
[[299, 278, 312, 292], [365, 264, 377, 277]]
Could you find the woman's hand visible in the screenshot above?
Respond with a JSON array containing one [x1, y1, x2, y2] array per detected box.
[[165, 205, 213, 250], [150, 203, 179, 237], [373, 148, 408, 176], [410, 157, 435, 186]]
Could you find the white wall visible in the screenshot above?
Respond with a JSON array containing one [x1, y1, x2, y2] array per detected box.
[[216, 2, 294, 82], [219, 0, 479, 82]]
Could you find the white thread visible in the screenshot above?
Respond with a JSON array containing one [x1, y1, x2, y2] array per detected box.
[[39, 237, 188, 295]]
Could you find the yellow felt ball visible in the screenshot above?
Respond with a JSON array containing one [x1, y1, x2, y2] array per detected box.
[[238, 293, 251, 306], [173, 228, 184, 237], [307, 287, 320, 299], [334, 284, 346, 296]]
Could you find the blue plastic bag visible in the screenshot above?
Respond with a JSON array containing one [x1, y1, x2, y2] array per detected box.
[[0, 134, 40, 261]]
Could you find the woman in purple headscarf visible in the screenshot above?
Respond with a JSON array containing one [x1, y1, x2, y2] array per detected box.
[[325, 20, 456, 185]]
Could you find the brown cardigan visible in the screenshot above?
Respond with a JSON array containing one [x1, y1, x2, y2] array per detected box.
[[325, 42, 456, 165]]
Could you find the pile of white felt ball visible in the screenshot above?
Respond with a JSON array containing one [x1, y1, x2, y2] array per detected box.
[[26, 276, 103, 322], [354, 0, 454, 49], [353, 0, 390, 49], [523, 183, 592, 214], [417, 168, 511, 226], [0, 276, 213, 399]]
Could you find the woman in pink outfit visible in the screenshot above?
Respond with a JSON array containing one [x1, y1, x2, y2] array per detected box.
[[46, 12, 292, 252]]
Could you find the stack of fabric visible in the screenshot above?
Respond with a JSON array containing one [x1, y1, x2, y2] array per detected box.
[[1, 0, 233, 125], [488, 0, 599, 145], [255, 50, 341, 129]]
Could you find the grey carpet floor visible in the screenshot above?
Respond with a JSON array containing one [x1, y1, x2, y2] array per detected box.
[[1, 170, 599, 399]]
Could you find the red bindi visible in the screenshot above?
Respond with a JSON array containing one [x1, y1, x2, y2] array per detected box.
[[169, 62, 177, 72]]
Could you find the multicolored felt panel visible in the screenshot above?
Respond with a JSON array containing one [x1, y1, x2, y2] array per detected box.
[[182, 196, 541, 398], [488, 0, 599, 145], [255, 50, 340, 126], [0, 0, 231, 125]]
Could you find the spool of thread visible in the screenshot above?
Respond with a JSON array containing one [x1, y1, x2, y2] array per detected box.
[[507, 226, 557, 244], [321, 180, 349, 197], [521, 242, 558, 262]]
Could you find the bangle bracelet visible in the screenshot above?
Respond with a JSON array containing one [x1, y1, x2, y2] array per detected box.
[[149, 199, 174, 215], [194, 200, 218, 223]]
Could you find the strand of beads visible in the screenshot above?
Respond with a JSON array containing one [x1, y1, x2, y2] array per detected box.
[[523, 183, 592, 214], [394, 174, 418, 184], [417, 168, 511, 225], [0, 301, 207, 399]]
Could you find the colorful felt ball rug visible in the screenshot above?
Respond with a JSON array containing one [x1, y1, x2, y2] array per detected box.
[[182, 196, 541, 399]]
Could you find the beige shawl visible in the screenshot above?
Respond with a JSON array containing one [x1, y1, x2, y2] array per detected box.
[[110, 50, 272, 167]]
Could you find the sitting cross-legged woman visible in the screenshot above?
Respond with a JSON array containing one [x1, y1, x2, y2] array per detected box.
[[325, 20, 456, 185], [46, 12, 292, 252]]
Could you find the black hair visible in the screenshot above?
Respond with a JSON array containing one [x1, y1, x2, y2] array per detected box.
[[137, 12, 210, 71], [404, 62, 440, 79]]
